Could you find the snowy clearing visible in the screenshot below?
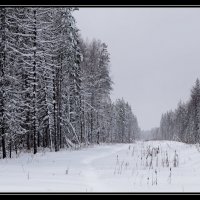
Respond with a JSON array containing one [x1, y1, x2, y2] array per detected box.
[[0, 141, 200, 192]]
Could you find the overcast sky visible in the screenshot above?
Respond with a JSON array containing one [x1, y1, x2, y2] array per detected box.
[[74, 8, 200, 130]]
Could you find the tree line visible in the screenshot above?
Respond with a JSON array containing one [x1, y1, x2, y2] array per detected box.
[[0, 7, 140, 159], [150, 79, 200, 144]]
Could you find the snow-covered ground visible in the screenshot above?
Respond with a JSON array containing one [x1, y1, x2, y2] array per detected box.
[[0, 140, 200, 192]]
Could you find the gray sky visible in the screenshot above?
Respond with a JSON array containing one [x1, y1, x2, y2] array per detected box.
[[74, 8, 200, 130]]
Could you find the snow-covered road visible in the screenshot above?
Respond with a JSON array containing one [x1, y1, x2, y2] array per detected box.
[[0, 141, 200, 192]]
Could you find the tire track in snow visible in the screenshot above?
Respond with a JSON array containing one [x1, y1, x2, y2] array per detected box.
[[81, 144, 128, 192]]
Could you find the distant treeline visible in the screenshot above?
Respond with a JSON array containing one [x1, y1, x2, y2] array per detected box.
[[146, 79, 200, 144]]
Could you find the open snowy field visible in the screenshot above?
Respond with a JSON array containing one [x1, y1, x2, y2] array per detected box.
[[0, 141, 200, 192]]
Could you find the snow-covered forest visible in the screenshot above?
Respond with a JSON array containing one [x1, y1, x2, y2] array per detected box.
[[0, 7, 140, 159], [146, 79, 200, 144], [2, 7, 200, 193]]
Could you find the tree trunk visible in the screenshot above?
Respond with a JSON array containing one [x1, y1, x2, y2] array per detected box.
[[9, 139, 12, 158], [53, 69, 58, 152], [33, 9, 37, 154], [0, 8, 7, 159]]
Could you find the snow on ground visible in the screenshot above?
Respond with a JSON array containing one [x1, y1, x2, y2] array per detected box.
[[0, 140, 200, 192]]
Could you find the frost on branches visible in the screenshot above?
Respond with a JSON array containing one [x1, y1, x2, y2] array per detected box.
[[0, 8, 140, 158]]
